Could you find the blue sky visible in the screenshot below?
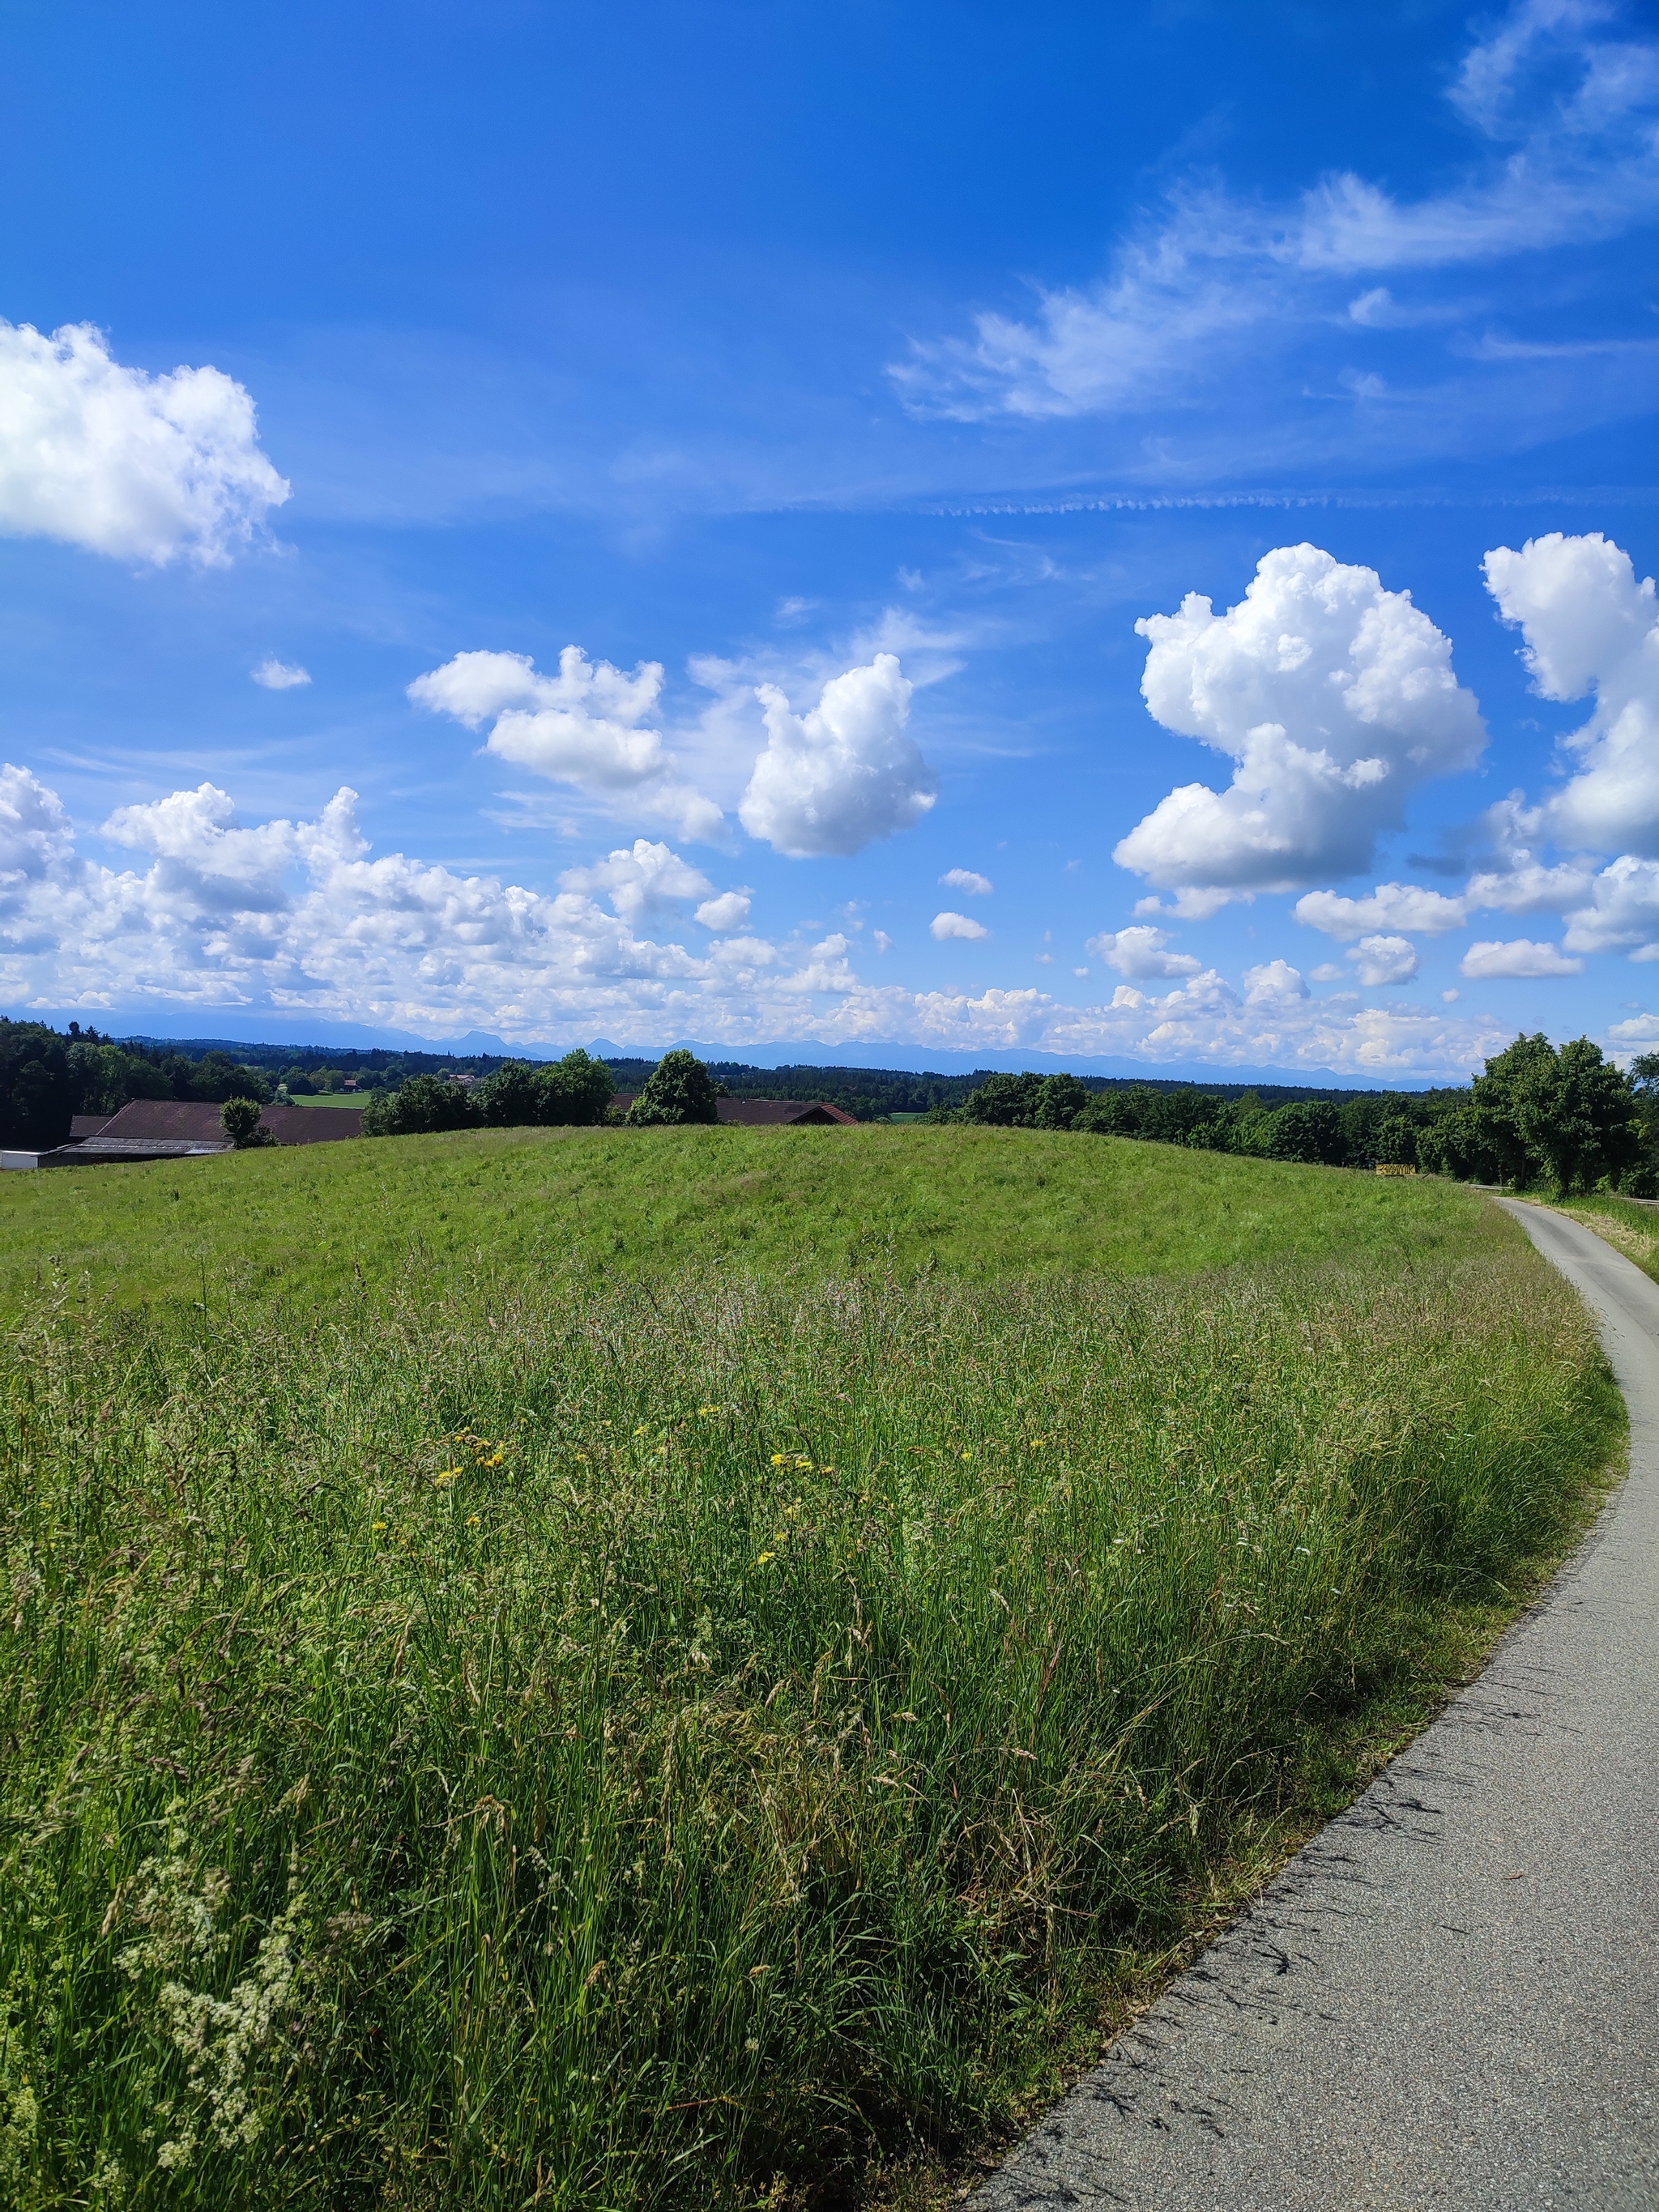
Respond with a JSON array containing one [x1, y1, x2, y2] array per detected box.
[[3, 0, 1659, 1079]]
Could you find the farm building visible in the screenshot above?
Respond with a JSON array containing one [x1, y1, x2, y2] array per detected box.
[[609, 1097, 857, 1126], [14, 1098, 365, 1169]]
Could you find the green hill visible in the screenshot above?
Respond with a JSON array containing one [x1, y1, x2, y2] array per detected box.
[[4, 1121, 1481, 1316], [0, 1127, 1618, 2210]]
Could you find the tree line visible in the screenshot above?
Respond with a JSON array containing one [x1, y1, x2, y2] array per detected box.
[[336, 1033, 1659, 1194], [360, 1049, 731, 1134], [0, 1025, 697, 1148], [6, 1018, 1655, 1194], [938, 1034, 1659, 1196], [0, 1021, 292, 1149], [356, 1048, 735, 1135]]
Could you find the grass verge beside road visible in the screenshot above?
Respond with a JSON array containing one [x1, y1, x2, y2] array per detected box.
[[0, 1173, 1618, 2210], [1557, 1193, 1659, 1279]]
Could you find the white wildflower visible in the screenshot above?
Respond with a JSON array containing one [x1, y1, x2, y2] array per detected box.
[[111, 1831, 309, 2159]]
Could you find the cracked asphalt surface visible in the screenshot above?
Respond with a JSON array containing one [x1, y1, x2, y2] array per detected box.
[[975, 1201, 1659, 2210]]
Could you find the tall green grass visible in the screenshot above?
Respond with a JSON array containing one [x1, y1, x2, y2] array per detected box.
[[0, 1204, 1616, 2209], [1, 1122, 1486, 1317]]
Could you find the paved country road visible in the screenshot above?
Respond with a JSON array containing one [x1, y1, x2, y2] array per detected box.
[[975, 1201, 1659, 2211]]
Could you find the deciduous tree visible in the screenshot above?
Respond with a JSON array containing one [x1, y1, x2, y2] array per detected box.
[[362, 1074, 480, 1136], [220, 1096, 274, 1149], [627, 1051, 719, 1126]]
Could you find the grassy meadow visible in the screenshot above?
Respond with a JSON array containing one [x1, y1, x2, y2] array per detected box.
[[0, 1130, 1621, 2210], [6, 1121, 1491, 1318]]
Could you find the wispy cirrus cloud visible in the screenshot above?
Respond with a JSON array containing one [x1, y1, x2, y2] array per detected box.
[[889, 3, 1659, 471]]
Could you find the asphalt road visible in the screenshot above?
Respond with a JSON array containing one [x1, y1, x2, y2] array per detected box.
[[976, 1201, 1659, 2211]]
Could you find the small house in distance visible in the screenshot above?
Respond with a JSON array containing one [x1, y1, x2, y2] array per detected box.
[[610, 1096, 856, 1127]]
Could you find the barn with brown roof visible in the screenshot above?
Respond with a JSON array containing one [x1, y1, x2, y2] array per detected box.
[[609, 1096, 856, 1126], [34, 1098, 365, 1166]]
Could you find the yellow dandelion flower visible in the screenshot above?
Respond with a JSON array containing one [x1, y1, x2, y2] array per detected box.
[[771, 1453, 786, 1466], [757, 1551, 776, 1564], [373, 1521, 386, 1532], [467, 1515, 480, 1528]]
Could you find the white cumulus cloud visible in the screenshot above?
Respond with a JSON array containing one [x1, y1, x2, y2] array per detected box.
[[1086, 924, 1202, 979], [1135, 884, 1238, 922], [1051, 966, 1504, 1078], [1, 763, 76, 885], [1346, 934, 1419, 986], [1483, 531, 1659, 855], [557, 839, 714, 924], [1466, 855, 1598, 915], [0, 771, 751, 1033], [1460, 936, 1585, 978], [1558, 853, 1659, 958], [254, 658, 311, 691], [940, 867, 993, 895], [410, 646, 724, 843], [0, 763, 1516, 1077], [694, 889, 753, 932], [1242, 959, 1309, 1006], [931, 910, 989, 941], [0, 321, 289, 565], [1294, 880, 1470, 939], [103, 782, 366, 914], [740, 654, 937, 858], [1114, 545, 1484, 899]]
